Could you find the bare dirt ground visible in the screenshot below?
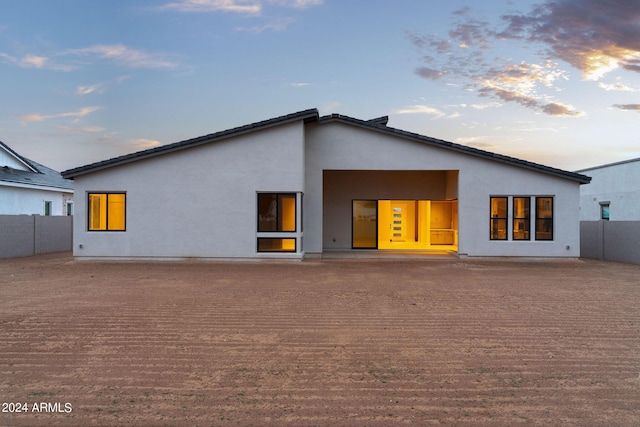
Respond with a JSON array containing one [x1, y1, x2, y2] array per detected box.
[[1, 253, 639, 426]]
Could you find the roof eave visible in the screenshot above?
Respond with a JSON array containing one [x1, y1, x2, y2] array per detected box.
[[62, 108, 319, 179], [319, 114, 592, 185]]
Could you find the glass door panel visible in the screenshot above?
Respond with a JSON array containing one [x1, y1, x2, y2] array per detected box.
[[352, 200, 377, 249]]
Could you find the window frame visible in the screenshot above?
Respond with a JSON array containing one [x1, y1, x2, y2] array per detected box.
[[512, 197, 531, 241], [44, 201, 52, 216], [257, 238, 297, 253], [87, 192, 127, 232], [600, 202, 610, 220], [535, 196, 554, 241], [257, 193, 297, 233], [490, 197, 508, 241]]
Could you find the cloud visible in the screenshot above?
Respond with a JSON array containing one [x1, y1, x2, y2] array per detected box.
[[127, 138, 162, 149], [159, 0, 262, 14], [598, 82, 638, 92], [158, 0, 321, 14], [396, 105, 446, 118], [237, 16, 296, 32], [499, 0, 640, 81], [415, 66, 446, 80], [268, 0, 322, 8], [396, 105, 461, 119], [612, 104, 640, 111], [57, 125, 106, 134], [65, 45, 179, 69], [408, 1, 624, 116], [76, 83, 106, 95], [2, 44, 179, 72], [19, 106, 102, 125], [0, 52, 74, 71]]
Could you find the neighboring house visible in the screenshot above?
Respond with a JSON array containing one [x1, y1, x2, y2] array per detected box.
[[1, 141, 74, 216], [576, 157, 640, 221], [61, 109, 590, 260], [576, 157, 640, 265]]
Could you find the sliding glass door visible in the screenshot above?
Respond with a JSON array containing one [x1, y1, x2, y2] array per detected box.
[[352, 200, 377, 249]]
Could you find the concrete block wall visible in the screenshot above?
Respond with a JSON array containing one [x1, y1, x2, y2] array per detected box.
[[0, 215, 72, 259], [580, 221, 640, 265]]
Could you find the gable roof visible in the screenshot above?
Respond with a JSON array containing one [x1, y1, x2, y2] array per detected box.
[[319, 113, 591, 184], [61, 108, 591, 184], [62, 109, 319, 178], [0, 141, 74, 191]]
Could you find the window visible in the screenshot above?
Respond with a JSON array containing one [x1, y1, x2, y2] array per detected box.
[[513, 197, 530, 240], [600, 202, 610, 220], [66, 202, 74, 216], [490, 197, 508, 240], [256, 192, 300, 253], [535, 197, 553, 240], [44, 201, 52, 216], [257, 193, 296, 232], [88, 193, 126, 231], [257, 238, 296, 252]]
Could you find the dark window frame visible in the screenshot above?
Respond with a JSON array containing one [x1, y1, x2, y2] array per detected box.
[[257, 193, 297, 233], [512, 196, 531, 241], [535, 197, 554, 241], [257, 238, 297, 253], [87, 192, 127, 232], [490, 197, 508, 241], [600, 202, 610, 220]]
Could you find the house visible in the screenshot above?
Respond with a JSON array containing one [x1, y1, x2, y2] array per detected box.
[[576, 157, 640, 221], [576, 158, 640, 265], [61, 109, 591, 260], [1, 141, 74, 216]]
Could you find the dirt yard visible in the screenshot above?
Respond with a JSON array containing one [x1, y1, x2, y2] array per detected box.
[[1, 253, 639, 426]]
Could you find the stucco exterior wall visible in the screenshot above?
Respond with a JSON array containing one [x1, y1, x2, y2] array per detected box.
[[72, 122, 305, 259], [305, 121, 582, 257], [578, 160, 640, 221], [0, 185, 71, 216]]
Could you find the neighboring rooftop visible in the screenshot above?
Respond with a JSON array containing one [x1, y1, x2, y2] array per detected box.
[[575, 157, 640, 173], [61, 108, 591, 185], [0, 141, 74, 191]]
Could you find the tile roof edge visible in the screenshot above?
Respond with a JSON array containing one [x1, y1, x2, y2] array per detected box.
[[318, 113, 591, 184], [0, 140, 41, 173], [62, 108, 319, 178]]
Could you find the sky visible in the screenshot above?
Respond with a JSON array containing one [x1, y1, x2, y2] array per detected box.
[[1, 0, 639, 173]]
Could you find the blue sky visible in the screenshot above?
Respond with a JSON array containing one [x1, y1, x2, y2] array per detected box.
[[1, 0, 639, 172]]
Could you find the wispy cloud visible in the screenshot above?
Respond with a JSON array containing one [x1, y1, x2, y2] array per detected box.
[[0, 52, 73, 71], [2, 44, 180, 72], [237, 16, 296, 32], [65, 45, 179, 69], [159, 0, 262, 14], [612, 104, 640, 111], [19, 106, 102, 125], [127, 138, 162, 149], [409, 0, 640, 116], [396, 105, 459, 119], [158, 0, 322, 14], [598, 82, 638, 92], [76, 76, 130, 96]]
